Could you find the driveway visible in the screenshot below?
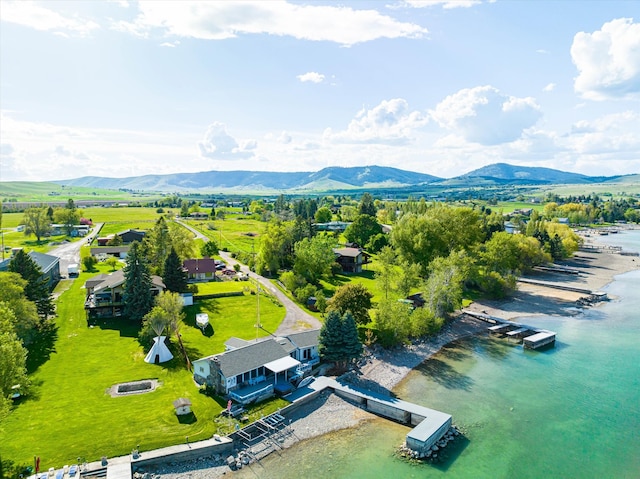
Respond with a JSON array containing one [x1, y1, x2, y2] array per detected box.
[[49, 223, 104, 277], [173, 220, 321, 335]]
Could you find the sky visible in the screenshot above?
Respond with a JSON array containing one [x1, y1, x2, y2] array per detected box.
[[0, 0, 639, 182]]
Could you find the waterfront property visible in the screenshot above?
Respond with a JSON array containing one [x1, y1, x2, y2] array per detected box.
[[193, 330, 320, 405]]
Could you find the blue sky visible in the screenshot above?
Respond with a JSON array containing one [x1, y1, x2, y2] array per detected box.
[[1, 0, 639, 182]]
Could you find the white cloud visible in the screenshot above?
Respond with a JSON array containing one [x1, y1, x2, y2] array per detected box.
[[197, 122, 256, 160], [297, 72, 325, 83], [430, 85, 542, 145], [400, 0, 484, 9], [543, 83, 556, 92], [0, 1, 99, 37], [0, 112, 200, 181], [571, 18, 640, 100], [160, 40, 180, 47], [566, 111, 640, 155], [325, 98, 426, 145], [119, 1, 426, 46]]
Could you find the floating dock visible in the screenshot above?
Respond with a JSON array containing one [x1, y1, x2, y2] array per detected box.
[[465, 311, 556, 350]]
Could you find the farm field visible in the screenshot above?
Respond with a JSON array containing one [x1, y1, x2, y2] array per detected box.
[[0, 263, 286, 469], [182, 215, 264, 255]]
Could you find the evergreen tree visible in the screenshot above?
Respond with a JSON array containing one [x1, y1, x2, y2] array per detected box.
[[8, 250, 54, 319], [358, 192, 377, 217], [340, 311, 362, 361], [162, 247, 188, 293], [318, 310, 362, 371], [123, 242, 154, 321]]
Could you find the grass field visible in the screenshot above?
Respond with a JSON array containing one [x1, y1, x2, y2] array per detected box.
[[182, 215, 264, 255], [0, 182, 142, 203], [0, 264, 286, 470]]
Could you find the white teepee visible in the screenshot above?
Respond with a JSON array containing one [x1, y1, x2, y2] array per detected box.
[[144, 336, 173, 364]]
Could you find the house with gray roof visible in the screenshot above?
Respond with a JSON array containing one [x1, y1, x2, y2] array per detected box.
[[0, 250, 60, 291], [193, 330, 321, 404], [84, 269, 165, 319]]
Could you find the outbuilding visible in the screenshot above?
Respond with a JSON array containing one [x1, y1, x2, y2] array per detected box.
[[172, 398, 192, 416]]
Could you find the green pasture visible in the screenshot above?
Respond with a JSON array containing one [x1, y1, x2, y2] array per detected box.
[[495, 201, 545, 213], [534, 181, 640, 198], [81, 207, 168, 224], [0, 182, 138, 203], [182, 216, 264, 255], [0, 266, 286, 469]]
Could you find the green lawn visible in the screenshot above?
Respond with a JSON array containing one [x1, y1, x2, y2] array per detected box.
[[182, 216, 264, 255], [0, 267, 286, 470]]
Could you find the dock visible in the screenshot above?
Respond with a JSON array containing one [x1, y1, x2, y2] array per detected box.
[[465, 311, 556, 350], [287, 377, 452, 454]]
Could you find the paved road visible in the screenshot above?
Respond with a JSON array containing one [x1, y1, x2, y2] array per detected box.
[[49, 223, 104, 276], [175, 219, 321, 335]]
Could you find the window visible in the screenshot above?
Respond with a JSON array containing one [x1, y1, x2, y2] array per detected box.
[[199, 366, 204, 373]]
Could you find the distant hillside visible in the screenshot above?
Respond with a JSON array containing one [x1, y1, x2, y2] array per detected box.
[[3, 163, 630, 195], [457, 163, 613, 184], [53, 166, 441, 193]]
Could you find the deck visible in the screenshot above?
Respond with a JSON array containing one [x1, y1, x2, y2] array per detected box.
[[465, 311, 557, 350], [289, 377, 452, 453]]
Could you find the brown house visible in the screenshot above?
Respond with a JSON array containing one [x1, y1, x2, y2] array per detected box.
[[182, 257, 221, 281], [333, 247, 369, 273], [84, 269, 165, 319]]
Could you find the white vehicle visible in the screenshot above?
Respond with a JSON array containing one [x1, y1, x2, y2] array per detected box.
[[68, 264, 79, 277]]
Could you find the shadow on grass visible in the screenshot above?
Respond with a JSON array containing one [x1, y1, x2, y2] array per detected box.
[[0, 457, 33, 479], [177, 412, 198, 424], [26, 320, 59, 374], [95, 317, 141, 338]]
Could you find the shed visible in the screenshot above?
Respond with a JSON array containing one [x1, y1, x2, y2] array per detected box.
[[172, 397, 192, 415]]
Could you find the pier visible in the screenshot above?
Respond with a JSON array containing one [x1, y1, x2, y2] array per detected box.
[[517, 278, 607, 303], [287, 377, 452, 454], [465, 311, 556, 350]]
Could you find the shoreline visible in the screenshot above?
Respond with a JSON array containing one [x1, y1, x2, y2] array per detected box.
[[152, 242, 639, 478]]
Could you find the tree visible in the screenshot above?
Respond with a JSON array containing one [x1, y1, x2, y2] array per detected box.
[[168, 223, 196, 263], [344, 214, 382, 248], [0, 273, 40, 345], [122, 242, 154, 321], [53, 202, 81, 236], [256, 219, 291, 276], [144, 217, 171, 274], [358, 192, 377, 217], [8, 250, 54, 319], [375, 299, 412, 346], [106, 256, 119, 271], [82, 255, 97, 272], [106, 234, 123, 246], [138, 305, 171, 349], [375, 246, 396, 300], [422, 252, 468, 320], [163, 247, 188, 293], [180, 202, 190, 217], [156, 291, 188, 368], [200, 240, 219, 258], [315, 291, 327, 316], [318, 310, 362, 371], [293, 234, 336, 283], [22, 207, 51, 242], [328, 283, 373, 325], [0, 303, 29, 419], [314, 207, 332, 224]]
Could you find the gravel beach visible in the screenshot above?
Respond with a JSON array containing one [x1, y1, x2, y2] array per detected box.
[[149, 244, 639, 479]]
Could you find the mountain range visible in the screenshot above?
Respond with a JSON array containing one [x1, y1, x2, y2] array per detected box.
[[52, 163, 635, 193]]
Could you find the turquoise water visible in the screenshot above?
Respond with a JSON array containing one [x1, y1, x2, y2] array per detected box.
[[234, 231, 640, 479]]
